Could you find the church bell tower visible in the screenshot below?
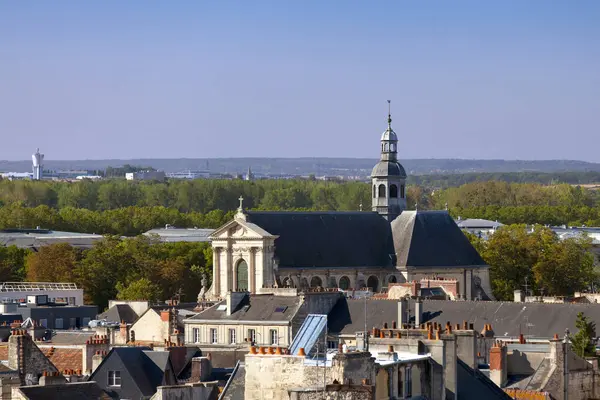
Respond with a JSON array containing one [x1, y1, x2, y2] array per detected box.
[[371, 101, 407, 221]]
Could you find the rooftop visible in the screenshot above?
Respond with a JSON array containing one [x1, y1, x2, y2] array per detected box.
[[144, 226, 215, 242], [186, 294, 302, 322], [0, 229, 103, 248], [0, 282, 79, 292]]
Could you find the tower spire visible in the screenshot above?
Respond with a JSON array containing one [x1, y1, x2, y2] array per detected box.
[[387, 100, 392, 128]]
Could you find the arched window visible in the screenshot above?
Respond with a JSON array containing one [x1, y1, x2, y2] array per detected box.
[[339, 276, 350, 290], [367, 276, 379, 292], [400, 185, 405, 199], [373, 185, 377, 198], [378, 184, 386, 198], [390, 143, 396, 152], [282, 277, 294, 288], [388, 275, 397, 284], [236, 260, 248, 291], [384, 143, 389, 152], [389, 184, 398, 198], [310, 276, 322, 288]]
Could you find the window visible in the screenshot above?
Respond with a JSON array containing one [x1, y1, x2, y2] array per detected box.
[[229, 328, 236, 344], [378, 184, 386, 198], [210, 328, 218, 344], [405, 365, 412, 397], [193, 328, 200, 343], [82, 317, 90, 327], [55, 318, 63, 329], [338, 276, 350, 291], [247, 329, 256, 344], [39, 319, 48, 328], [70, 318, 77, 328], [108, 371, 121, 387], [236, 260, 249, 291], [270, 329, 278, 345], [400, 184, 405, 199], [389, 184, 398, 198], [327, 340, 338, 349]]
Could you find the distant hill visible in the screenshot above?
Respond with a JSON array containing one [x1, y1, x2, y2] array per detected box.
[[1, 157, 600, 176]]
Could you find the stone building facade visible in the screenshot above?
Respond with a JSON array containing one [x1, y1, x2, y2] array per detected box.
[[207, 106, 494, 301]]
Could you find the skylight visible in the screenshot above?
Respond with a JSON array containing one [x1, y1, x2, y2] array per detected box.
[[275, 306, 288, 313], [217, 305, 227, 311]]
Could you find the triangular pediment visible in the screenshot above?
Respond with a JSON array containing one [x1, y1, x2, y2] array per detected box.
[[209, 217, 276, 240]]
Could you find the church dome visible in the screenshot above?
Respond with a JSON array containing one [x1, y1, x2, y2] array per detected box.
[[380, 127, 398, 142], [371, 160, 406, 178]]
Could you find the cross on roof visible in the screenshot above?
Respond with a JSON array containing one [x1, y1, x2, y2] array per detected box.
[[238, 196, 244, 210]]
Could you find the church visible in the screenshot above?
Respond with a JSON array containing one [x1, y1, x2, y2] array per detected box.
[[207, 105, 494, 300]]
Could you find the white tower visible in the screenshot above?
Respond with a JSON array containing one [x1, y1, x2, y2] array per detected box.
[[32, 148, 44, 180], [371, 101, 407, 221]]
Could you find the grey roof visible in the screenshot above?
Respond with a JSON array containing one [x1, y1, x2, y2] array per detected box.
[[0, 229, 103, 249], [48, 331, 96, 345], [221, 362, 245, 400], [456, 218, 504, 229], [187, 294, 302, 322], [328, 298, 600, 338], [98, 304, 138, 324], [90, 347, 173, 398], [457, 359, 513, 400], [392, 211, 487, 268], [17, 381, 110, 400], [371, 160, 406, 178], [245, 211, 395, 268], [144, 227, 215, 243]]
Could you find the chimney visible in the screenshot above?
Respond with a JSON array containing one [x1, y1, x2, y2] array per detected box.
[[489, 342, 507, 387], [92, 351, 106, 373], [514, 290, 524, 303], [397, 299, 408, 327], [119, 321, 129, 344], [441, 333, 458, 400], [39, 373, 67, 386], [191, 357, 213, 382], [414, 300, 423, 327], [160, 310, 171, 322]]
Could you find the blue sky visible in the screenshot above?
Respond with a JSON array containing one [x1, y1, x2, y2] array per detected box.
[[1, 1, 599, 161]]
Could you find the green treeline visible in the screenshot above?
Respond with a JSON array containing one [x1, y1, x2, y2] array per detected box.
[[1, 236, 212, 309], [410, 171, 600, 188], [0, 180, 599, 235]]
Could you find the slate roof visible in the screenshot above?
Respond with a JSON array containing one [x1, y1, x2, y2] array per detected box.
[[90, 347, 174, 398], [187, 294, 302, 322], [371, 161, 407, 178], [17, 381, 111, 400], [328, 298, 600, 338], [245, 211, 395, 268], [457, 359, 513, 399], [98, 304, 138, 324], [221, 362, 245, 400], [47, 331, 96, 345], [392, 211, 487, 268], [40, 348, 83, 373]]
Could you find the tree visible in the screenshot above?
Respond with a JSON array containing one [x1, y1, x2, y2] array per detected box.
[[25, 243, 80, 282], [533, 236, 596, 296], [0, 246, 30, 281], [116, 278, 160, 302], [570, 312, 596, 357]]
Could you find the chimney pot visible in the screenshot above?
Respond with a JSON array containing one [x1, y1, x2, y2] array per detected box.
[[298, 347, 306, 357], [383, 322, 388, 329], [387, 345, 394, 353], [392, 321, 397, 329]]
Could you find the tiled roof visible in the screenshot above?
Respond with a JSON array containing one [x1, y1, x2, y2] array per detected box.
[[187, 294, 302, 322], [40, 347, 83, 373], [245, 211, 395, 268]]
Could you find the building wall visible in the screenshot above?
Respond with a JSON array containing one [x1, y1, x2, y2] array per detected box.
[[278, 268, 403, 292], [28, 306, 98, 330], [289, 386, 374, 400], [185, 322, 290, 347], [130, 310, 169, 343], [407, 267, 494, 300]]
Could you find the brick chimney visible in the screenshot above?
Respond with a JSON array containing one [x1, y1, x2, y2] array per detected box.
[[118, 320, 129, 344], [8, 329, 59, 384], [39, 371, 67, 386], [489, 341, 507, 387], [84, 335, 110, 372], [191, 357, 213, 382]]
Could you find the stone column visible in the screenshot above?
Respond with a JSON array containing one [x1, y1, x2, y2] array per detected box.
[[213, 248, 221, 298], [249, 248, 256, 293], [224, 247, 232, 293]]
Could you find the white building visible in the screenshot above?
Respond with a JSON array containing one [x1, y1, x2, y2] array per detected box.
[[0, 282, 84, 306], [32, 148, 44, 180]]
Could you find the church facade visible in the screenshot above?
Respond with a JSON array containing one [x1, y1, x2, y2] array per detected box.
[[207, 105, 494, 300]]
